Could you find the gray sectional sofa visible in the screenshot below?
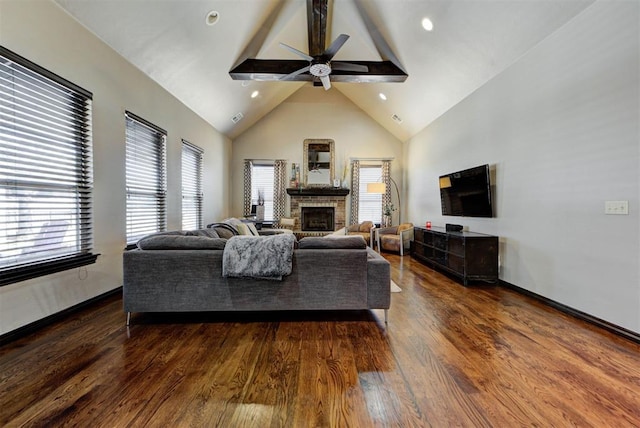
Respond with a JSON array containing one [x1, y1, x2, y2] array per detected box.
[[122, 230, 391, 324]]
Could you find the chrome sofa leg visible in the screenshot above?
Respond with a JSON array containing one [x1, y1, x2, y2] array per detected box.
[[126, 312, 131, 326], [384, 309, 388, 324]]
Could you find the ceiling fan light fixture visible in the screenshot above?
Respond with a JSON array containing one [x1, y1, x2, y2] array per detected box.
[[379, 93, 387, 101], [205, 10, 219, 26], [421, 17, 434, 31], [309, 63, 331, 77]]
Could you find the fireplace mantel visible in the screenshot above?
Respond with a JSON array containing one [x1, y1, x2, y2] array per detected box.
[[286, 188, 349, 197]]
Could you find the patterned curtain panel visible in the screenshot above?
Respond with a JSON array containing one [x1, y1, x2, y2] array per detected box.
[[382, 160, 392, 220], [350, 160, 360, 225], [243, 160, 252, 216], [273, 159, 287, 224]]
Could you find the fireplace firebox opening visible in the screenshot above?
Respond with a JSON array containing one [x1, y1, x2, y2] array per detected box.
[[301, 207, 335, 232]]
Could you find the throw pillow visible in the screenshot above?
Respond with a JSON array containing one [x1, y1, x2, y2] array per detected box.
[[235, 223, 252, 235], [206, 223, 239, 239], [245, 222, 259, 236], [359, 221, 374, 232]]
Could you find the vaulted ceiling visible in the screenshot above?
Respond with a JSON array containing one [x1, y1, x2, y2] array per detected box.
[[54, 0, 593, 142]]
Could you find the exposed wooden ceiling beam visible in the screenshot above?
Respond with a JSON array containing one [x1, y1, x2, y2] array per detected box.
[[229, 59, 407, 83], [307, 0, 327, 57]]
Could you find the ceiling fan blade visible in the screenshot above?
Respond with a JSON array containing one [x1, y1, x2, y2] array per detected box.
[[281, 65, 311, 81], [323, 34, 350, 60], [320, 75, 331, 90], [279, 42, 313, 61], [332, 61, 368, 73]]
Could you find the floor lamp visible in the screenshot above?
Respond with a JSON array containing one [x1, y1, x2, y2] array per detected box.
[[367, 177, 401, 225]]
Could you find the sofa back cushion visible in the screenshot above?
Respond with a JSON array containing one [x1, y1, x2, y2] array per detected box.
[[137, 231, 227, 250], [298, 235, 366, 249]]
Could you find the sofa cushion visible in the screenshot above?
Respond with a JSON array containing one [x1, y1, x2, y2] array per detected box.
[[187, 228, 220, 238], [137, 232, 227, 250], [298, 235, 366, 249]]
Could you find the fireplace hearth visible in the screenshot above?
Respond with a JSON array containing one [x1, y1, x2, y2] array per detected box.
[[301, 207, 334, 232]]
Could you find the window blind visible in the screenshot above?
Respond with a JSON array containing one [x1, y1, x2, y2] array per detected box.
[[0, 47, 97, 286], [181, 140, 203, 230], [358, 166, 383, 223], [125, 111, 166, 245], [251, 163, 274, 222]]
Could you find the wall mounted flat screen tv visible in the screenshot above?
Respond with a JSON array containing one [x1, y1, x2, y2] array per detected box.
[[439, 164, 493, 217]]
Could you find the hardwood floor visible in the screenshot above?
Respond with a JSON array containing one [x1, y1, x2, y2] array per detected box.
[[2, 254, 640, 427]]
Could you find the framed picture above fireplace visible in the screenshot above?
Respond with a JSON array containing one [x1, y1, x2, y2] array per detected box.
[[303, 139, 334, 187]]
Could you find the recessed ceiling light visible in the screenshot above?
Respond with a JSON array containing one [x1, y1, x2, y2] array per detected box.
[[205, 10, 219, 26], [379, 93, 387, 101], [421, 17, 433, 31], [241, 81, 250, 87], [251, 90, 259, 98]]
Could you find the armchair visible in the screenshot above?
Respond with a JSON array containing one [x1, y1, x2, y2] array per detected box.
[[345, 221, 375, 247], [376, 223, 414, 256]]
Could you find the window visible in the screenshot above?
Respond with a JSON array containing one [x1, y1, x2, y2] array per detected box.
[[181, 140, 203, 230], [358, 166, 383, 224], [125, 111, 166, 246], [251, 163, 274, 222], [0, 47, 97, 286]]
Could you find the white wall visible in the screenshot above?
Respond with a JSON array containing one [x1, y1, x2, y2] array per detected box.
[[0, 0, 231, 335], [232, 86, 404, 222], [405, 1, 640, 333]]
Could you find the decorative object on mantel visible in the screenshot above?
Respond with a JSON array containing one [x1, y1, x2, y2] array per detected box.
[[341, 163, 349, 188], [303, 139, 334, 187]]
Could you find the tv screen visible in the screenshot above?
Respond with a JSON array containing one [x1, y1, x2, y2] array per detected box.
[[440, 164, 493, 217]]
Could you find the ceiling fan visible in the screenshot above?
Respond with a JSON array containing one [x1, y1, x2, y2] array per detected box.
[[229, 0, 407, 89], [279, 34, 367, 90]]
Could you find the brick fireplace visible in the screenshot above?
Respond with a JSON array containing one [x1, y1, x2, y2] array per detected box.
[[286, 188, 349, 237]]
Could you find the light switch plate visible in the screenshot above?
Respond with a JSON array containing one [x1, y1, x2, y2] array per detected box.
[[605, 200, 629, 215]]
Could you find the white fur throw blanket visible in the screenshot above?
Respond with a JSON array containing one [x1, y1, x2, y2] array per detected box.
[[222, 233, 296, 280]]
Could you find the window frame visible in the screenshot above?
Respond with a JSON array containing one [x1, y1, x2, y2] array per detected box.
[[0, 47, 97, 286], [358, 165, 383, 224], [181, 140, 203, 230], [250, 162, 275, 223], [125, 111, 167, 247]]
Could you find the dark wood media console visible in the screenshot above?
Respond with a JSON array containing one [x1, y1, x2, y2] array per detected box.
[[411, 226, 498, 286]]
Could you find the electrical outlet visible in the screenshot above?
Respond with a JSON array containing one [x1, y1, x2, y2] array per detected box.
[[605, 200, 629, 215]]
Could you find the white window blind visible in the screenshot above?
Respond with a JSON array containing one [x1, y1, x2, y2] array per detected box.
[[181, 140, 203, 230], [125, 112, 166, 245], [251, 163, 274, 222], [0, 47, 97, 286], [358, 166, 383, 224]]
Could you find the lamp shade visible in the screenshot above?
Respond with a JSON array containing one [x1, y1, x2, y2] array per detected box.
[[367, 182, 386, 194]]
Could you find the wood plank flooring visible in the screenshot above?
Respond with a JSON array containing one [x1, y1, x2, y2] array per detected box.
[[1, 254, 640, 427]]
